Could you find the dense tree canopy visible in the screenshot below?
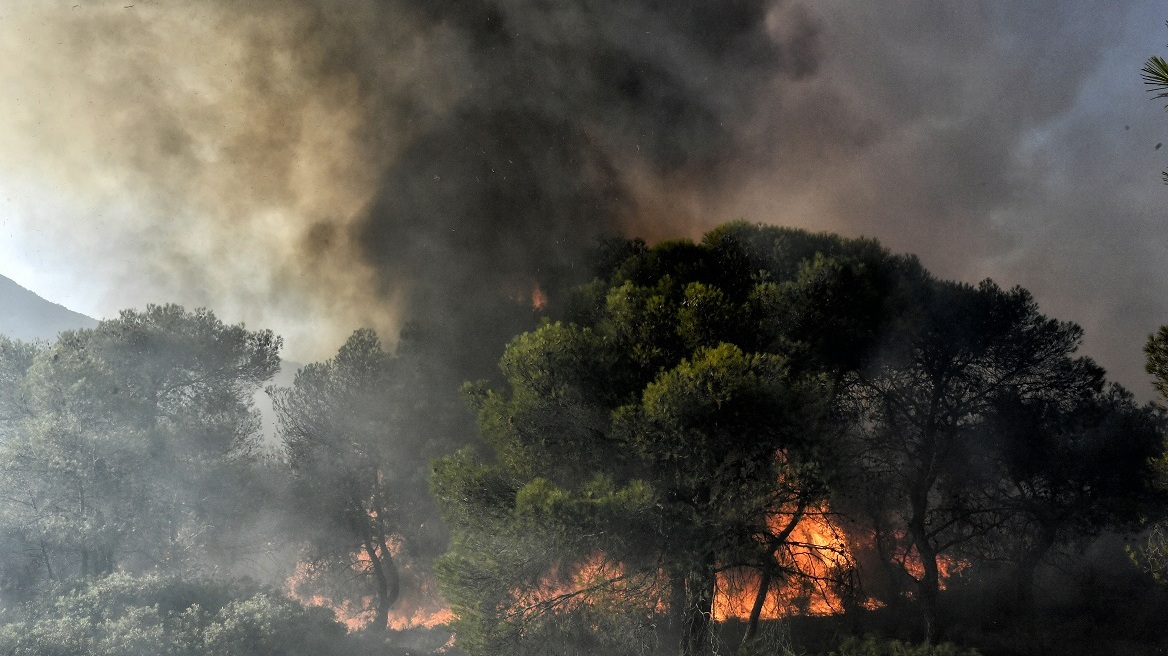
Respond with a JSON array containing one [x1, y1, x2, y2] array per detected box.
[[836, 280, 1132, 635], [0, 336, 38, 440], [432, 224, 922, 656], [0, 305, 281, 591], [0, 224, 1163, 656], [433, 223, 1167, 654]]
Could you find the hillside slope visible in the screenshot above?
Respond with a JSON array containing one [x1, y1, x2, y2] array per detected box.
[[0, 274, 97, 341]]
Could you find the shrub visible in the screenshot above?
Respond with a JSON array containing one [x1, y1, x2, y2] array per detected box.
[[0, 573, 347, 656], [825, 635, 981, 656]]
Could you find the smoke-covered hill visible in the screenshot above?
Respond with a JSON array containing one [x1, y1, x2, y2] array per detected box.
[[0, 274, 97, 342]]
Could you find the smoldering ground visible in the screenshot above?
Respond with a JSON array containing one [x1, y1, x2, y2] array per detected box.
[[0, 0, 1165, 393]]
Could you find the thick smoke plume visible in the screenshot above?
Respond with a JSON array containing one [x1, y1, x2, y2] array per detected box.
[[0, 0, 819, 362], [1, 0, 1165, 392]]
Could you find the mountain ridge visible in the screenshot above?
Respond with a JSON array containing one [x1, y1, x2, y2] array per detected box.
[[0, 274, 98, 342]]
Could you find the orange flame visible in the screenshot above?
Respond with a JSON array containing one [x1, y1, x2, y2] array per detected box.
[[509, 507, 861, 626], [508, 502, 976, 630], [895, 543, 968, 592], [287, 534, 454, 632], [513, 554, 665, 615], [714, 504, 857, 621]]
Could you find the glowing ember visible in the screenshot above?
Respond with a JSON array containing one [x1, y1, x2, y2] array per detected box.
[[895, 543, 968, 592], [531, 284, 548, 311]]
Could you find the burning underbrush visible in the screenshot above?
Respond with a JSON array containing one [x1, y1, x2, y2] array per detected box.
[[715, 506, 860, 620], [278, 495, 969, 655], [287, 535, 454, 632], [501, 503, 970, 630]]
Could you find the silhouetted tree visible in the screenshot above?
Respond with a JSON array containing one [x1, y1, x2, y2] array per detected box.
[[1146, 326, 1168, 399], [989, 383, 1164, 610], [1125, 329, 1168, 583], [839, 280, 1100, 639]]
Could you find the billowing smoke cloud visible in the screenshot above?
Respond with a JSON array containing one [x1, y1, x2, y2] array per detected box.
[[0, 0, 1165, 392], [0, 0, 819, 362], [0, 0, 429, 355], [354, 0, 821, 367], [703, 0, 1168, 395]]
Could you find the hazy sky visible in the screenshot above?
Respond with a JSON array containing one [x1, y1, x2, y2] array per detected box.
[[1, 0, 1166, 396]]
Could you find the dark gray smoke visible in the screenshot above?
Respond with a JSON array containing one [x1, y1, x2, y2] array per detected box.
[[0, 0, 1164, 394], [0, 0, 820, 364], [707, 0, 1168, 395], [350, 0, 822, 363], [349, 1, 819, 312]]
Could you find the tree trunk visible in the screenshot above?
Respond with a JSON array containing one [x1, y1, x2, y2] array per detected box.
[[742, 501, 806, 647], [908, 485, 939, 643], [664, 561, 717, 656], [741, 563, 773, 647], [915, 542, 940, 644], [678, 554, 716, 656], [362, 534, 400, 631], [1015, 524, 1056, 616], [661, 570, 688, 655]]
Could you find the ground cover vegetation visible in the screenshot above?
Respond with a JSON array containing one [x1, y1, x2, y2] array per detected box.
[[0, 225, 1166, 656]]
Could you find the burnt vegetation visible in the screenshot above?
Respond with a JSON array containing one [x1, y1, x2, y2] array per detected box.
[[1, 224, 1167, 656]]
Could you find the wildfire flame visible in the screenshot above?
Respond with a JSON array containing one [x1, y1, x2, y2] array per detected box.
[[517, 554, 621, 609], [506, 507, 859, 625], [895, 543, 968, 593], [714, 504, 856, 621], [286, 534, 454, 632], [511, 503, 969, 626], [288, 495, 967, 634]]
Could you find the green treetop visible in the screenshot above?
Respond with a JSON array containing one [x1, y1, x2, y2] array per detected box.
[[432, 223, 913, 656]]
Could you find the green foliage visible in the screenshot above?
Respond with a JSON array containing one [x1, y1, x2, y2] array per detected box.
[[1142, 23, 1168, 183], [1146, 325, 1168, 402], [1143, 54, 1168, 103], [273, 328, 408, 629], [433, 223, 909, 655], [824, 636, 980, 656], [0, 222, 1150, 655], [0, 305, 282, 589], [0, 335, 40, 438], [272, 327, 462, 630], [0, 573, 345, 656]]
